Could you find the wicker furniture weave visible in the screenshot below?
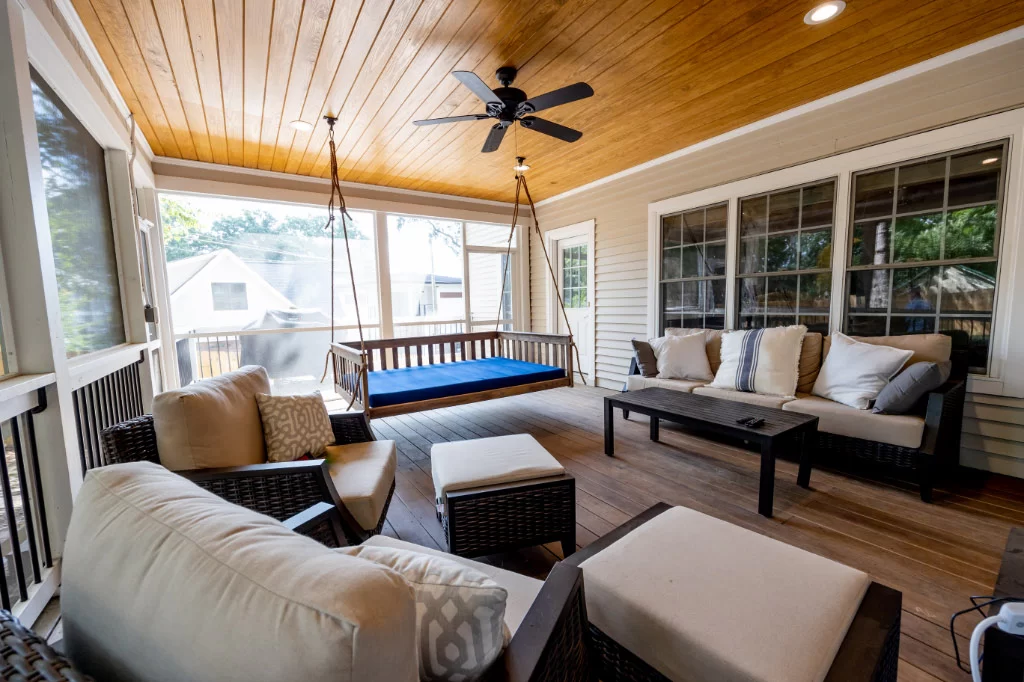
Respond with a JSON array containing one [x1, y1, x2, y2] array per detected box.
[[100, 411, 388, 545], [440, 475, 576, 558], [0, 610, 91, 682], [567, 504, 902, 682]]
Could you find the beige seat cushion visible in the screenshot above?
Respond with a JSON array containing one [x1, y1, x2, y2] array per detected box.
[[153, 365, 270, 470], [431, 434, 564, 500], [579, 506, 869, 682], [362, 535, 543, 635], [797, 332, 824, 394], [783, 395, 926, 449], [823, 333, 951, 369], [692, 386, 795, 410], [326, 440, 398, 531], [62, 462, 418, 682], [625, 375, 707, 393]]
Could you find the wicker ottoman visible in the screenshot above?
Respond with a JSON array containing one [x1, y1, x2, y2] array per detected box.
[[431, 434, 576, 558]]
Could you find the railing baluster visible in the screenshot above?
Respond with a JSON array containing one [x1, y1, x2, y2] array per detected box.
[[0, 421, 28, 602], [10, 417, 40, 584], [25, 405, 52, 569], [72, 390, 88, 476]]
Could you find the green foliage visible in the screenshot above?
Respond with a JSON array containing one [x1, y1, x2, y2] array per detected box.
[[946, 205, 996, 259], [160, 199, 367, 262]]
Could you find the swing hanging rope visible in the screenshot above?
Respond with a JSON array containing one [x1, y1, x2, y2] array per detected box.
[[320, 116, 367, 410], [494, 167, 587, 386]]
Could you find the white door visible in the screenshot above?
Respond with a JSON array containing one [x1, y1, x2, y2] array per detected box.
[[556, 235, 592, 380]]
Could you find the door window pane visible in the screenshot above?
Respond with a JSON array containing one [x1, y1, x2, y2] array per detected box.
[[844, 141, 1006, 373], [32, 69, 125, 357]]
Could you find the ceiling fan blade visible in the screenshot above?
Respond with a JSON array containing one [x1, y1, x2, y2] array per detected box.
[[481, 123, 507, 153], [520, 116, 582, 143], [518, 82, 594, 115], [413, 114, 490, 126], [453, 71, 502, 105]]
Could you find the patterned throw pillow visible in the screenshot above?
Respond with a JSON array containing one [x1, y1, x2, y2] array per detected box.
[[255, 392, 335, 462], [338, 545, 510, 682], [709, 325, 807, 397]]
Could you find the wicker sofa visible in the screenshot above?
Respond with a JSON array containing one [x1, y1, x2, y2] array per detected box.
[[625, 331, 967, 501], [60, 462, 589, 682], [101, 366, 393, 544]]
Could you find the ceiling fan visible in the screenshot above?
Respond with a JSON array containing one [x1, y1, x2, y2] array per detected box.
[[414, 67, 594, 153]]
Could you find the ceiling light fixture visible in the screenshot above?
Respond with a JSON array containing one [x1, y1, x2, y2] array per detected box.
[[289, 119, 313, 132], [804, 1, 846, 24], [514, 156, 530, 172], [982, 157, 999, 165]]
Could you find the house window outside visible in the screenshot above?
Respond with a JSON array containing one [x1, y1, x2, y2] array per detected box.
[[659, 202, 727, 332], [845, 142, 1006, 373], [211, 283, 248, 311], [32, 69, 126, 357], [737, 180, 835, 334]]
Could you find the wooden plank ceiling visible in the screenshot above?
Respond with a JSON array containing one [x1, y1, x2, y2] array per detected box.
[[72, 0, 1024, 202]]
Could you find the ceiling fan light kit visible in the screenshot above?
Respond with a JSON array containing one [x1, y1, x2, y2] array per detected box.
[[414, 67, 594, 153]]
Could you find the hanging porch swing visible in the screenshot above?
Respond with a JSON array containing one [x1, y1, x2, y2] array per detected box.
[[322, 118, 583, 419]]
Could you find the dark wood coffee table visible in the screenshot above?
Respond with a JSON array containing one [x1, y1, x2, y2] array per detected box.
[[604, 388, 818, 517]]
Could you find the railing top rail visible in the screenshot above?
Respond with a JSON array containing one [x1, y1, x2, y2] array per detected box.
[[175, 323, 377, 339], [0, 374, 56, 407], [0, 384, 42, 424], [498, 331, 572, 345], [67, 344, 146, 392]]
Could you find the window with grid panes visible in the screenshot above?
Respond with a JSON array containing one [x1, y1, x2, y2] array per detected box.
[[659, 203, 727, 332], [736, 180, 835, 334], [562, 245, 587, 308], [845, 142, 1006, 373]]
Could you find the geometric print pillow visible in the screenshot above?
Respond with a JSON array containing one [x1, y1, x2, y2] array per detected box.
[[255, 391, 335, 462], [337, 545, 510, 681]]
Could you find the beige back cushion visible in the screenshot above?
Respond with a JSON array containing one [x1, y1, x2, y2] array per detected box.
[[153, 365, 270, 470], [667, 329, 820, 387], [823, 334, 951, 368], [796, 333, 823, 395], [62, 462, 418, 682]]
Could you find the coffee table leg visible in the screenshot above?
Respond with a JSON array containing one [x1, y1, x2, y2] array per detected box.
[[604, 399, 615, 457], [650, 416, 659, 442], [797, 428, 813, 488], [759, 440, 775, 518]]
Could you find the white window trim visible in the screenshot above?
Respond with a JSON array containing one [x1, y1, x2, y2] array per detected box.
[[648, 107, 1024, 398], [544, 219, 596, 380]]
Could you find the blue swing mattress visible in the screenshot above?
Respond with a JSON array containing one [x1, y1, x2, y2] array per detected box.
[[365, 357, 566, 408]]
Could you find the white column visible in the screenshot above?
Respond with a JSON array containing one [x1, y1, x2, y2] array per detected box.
[[0, 0, 81, 551]]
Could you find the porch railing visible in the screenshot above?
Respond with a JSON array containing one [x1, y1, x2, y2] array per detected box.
[[72, 357, 146, 472], [0, 384, 52, 612]]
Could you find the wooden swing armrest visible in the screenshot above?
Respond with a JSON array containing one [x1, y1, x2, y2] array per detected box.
[[330, 342, 365, 366]]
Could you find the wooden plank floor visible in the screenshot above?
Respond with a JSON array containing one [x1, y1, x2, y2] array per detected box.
[[371, 385, 1024, 682]]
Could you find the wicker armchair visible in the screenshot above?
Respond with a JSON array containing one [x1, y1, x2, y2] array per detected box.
[[100, 411, 390, 546], [0, 610, 91, 682]]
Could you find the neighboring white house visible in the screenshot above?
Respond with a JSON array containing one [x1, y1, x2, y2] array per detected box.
[[165, 250, 297, 333]]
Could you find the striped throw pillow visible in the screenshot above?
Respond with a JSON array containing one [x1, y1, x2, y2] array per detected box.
[[709, 326, 807, 397]]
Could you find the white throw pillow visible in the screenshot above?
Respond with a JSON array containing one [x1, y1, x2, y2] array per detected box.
[[709, 326, 807, 397], [338, 545, 510, 682], [649, 332, 713, 381], [812, 332, 914, 409]]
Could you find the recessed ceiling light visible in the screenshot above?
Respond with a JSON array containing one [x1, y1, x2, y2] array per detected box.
[[982, 157, 999, 165], [289, 120, 313, 132], [804, 1, 846, 24]]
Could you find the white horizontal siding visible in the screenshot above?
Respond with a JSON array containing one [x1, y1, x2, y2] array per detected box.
[[530, 38, 1024, 465]]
